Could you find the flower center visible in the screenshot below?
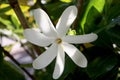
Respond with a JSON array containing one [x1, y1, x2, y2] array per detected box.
[[56, 38, 62, 44]]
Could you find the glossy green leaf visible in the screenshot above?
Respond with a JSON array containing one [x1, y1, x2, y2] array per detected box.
[[95, 17, 120, 48], [84, 6, 102, 33], [0, 17, 12, 28], [87, 49, 118, 80], [0, 61, 25, 80], [80, 0, 105, 32], [101, 0, 120, 25], [104, 0, 112, 17], [11, 15, 20, 29], [106, 16, 120, 30], [106, 17, 120, 45]]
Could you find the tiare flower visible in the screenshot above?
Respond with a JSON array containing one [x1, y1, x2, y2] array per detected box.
[[24, 6, 98, 79]]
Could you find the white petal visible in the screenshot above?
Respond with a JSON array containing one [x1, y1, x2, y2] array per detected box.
[[56, 6, 78, 37], [33, 8, 57, 37], [53, 45, 65, 79], [63, 33, 98, 44], [33, 43, 58, 69], [63, 43, 87, 67], [24, 29, 54, 47]]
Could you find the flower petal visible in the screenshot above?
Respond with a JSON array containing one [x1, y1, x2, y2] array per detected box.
[[33, 8, 57, 37], [63, 42, 87, 67], [63, 33, 98, 44], [53, 45, 65, 79], [56, 6, 78, 37], [24, 29, 54, 47], [33, 43, 58, 69]]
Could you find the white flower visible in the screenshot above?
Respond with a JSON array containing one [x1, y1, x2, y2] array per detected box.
[[24, 6, 98, 79]]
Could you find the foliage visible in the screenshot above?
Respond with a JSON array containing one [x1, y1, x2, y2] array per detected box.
[[0, 60, 25, 80], [0, 0, 120, 80]]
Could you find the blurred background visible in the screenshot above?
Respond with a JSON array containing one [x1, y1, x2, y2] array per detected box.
[[0, 0, 120, 80]]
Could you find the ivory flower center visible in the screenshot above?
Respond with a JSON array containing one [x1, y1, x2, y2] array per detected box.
[[56, 38, 62, 44]]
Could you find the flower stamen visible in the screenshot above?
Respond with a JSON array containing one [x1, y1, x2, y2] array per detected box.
[[56, 38, 62, 44]]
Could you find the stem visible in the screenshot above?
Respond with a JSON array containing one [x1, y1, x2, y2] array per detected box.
[[8, 0, 29, 29], [73, 0, 87, 50], [8, 0, 37, 61], [21, 42, 36, 59], [72, 0, 84, 29], [0, 45, 35, 80]]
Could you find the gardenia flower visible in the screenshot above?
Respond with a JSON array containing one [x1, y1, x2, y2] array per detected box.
[[24, 6, 98, 79]]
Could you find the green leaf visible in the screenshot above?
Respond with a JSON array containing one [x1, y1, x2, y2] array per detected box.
[[80, 0, 105, 32], [20, 63, 32, 68], [106, 16, 120, 30], [11, 15, 20, 29], [60, 0, 73, 3], [0, 47, 3, 62], [106, 18, 120, 46], [0, 61, 25, 80], [104, 0, 112, 17], [0, 17, 12, 27], [84, 6, 102, 33], [0, 6, 11, 15], [45, 1, 70, 21], [87, 47, 118, 80], [102, 0, 120, 24], [34, 70, 53, 80], [95, 17, 120, 47], [92, 6, 120, 47]]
